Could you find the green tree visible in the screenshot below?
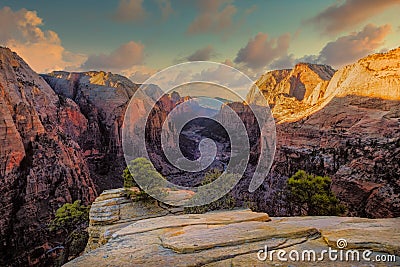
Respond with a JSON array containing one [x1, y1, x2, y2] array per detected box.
[[122, 163, 138, 188], [123, 157, 166, 199], [287, 170, 346, 216], [49, 200, 89, 265]]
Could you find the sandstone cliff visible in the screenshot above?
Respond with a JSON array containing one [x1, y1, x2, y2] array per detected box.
[[0, 47, 97, 265], [240, 48, 400, 218], [247, 63, 336, 122], [326, 47, 400, 100], [41, 72, 205, 190], [41, 71, 142, 190], [248, 48, 400, 123]]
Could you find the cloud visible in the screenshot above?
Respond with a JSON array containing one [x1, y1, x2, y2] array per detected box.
[[113, 0, 147, 22], [318, 24, 391, 66], [0, 6, 85, 73], [186, 45, 216, 61], [307, 0, 400, 34], [269, 54, 296, 70], [295, 54, 320, 65], [239, 24, 391, 73], [81, 41, 145, 71], [234, 32, 291, 70], [156, 0, 173, 20], [286, 24, 391, 69], [122, 65, 157, 83], [187, 0, 237, 34]]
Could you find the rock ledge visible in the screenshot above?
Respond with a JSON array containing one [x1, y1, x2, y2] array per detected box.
[[70, 189, 400, 266]]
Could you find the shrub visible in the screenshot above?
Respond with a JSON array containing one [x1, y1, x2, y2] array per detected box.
[[49, 200, 89, 265]]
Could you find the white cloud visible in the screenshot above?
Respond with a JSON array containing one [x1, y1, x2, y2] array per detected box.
[[307, 0, 400, 35], [318, 24, 392, 66], [122, 65, 157, 84], [266, 24, 392, 70], [0, 6, 85, 73]]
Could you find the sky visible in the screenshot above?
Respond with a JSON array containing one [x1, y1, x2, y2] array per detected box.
[[0, 0, 399, 83]]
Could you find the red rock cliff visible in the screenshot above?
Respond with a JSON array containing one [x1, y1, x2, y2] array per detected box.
[[0, 47, 97, 266]]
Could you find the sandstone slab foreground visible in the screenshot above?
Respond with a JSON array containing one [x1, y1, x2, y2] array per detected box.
[[65, 189, 400, 267]]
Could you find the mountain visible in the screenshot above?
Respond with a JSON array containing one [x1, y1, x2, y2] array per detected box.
[[240, 47, 400, 218], [247, 63, 336, 122], [0, 47, 97, 265], [248, 48, 400, 123], [42, 72, 216, 189], [1, 45, 399, 265], [41, 71, 144, 190], [325, 48, 400, 100]]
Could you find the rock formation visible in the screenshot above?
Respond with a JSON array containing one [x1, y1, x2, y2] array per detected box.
[[0, 48, 209, 265], [41, 71, 142, 190], [65, 190, 400, 266], [0, 47, 97, 266], [42, 72, 213, 190], [85, 188, 184, 252], [1, 45, 399, 265], [247, 63, 336, 122], [242, 47, 400, 218]]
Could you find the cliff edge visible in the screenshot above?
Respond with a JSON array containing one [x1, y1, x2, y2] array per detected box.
[[66, 189, 400, 267]]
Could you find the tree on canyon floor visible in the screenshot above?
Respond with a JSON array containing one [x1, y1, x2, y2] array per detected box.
[[49, 200, 89, 265], [287, 170, 346, 216]]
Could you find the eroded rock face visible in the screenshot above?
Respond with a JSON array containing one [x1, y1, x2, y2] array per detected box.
[[248, 48, 400, 124], [239, 48, 400, 218], [0, 47, 97, 265], [42, 71, 142, 190], [247, 63, 336, 122], [326, 47, 400, 100], [41, 73, 207, 190], [66, 198, 400, 267]]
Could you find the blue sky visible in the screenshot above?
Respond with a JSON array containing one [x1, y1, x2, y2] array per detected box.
[[0, 0, 399, 82]]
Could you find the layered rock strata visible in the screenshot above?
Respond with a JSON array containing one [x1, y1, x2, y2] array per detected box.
[[67, 190, 400, 267]]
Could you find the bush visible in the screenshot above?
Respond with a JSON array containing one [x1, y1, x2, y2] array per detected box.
[[49, 200, 89, 265], [49, 200, 89, 232], [287, 170, 346, 216]]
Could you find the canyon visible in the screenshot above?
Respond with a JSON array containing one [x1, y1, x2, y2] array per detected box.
[[0, 46, 399, 265]]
